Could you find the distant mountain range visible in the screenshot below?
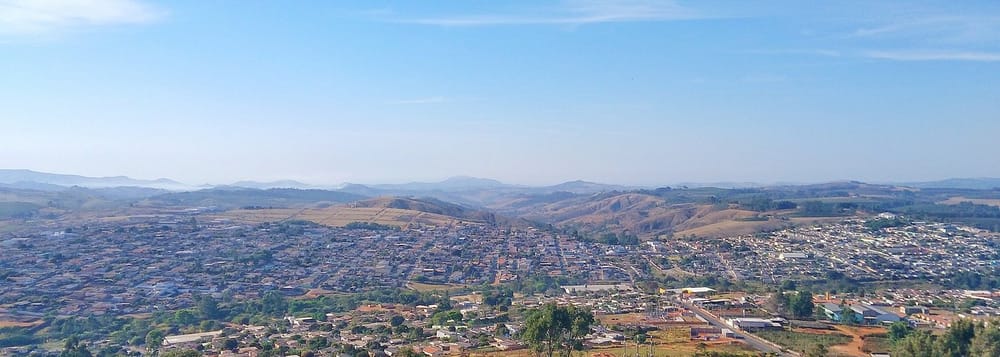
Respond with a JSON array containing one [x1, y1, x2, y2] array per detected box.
[[2, 169, 1000, 236], [229, 180, 317, 190], [2, 168, 999, 197], [898, 178, 1000, 190], [0, 169, 190, 190]]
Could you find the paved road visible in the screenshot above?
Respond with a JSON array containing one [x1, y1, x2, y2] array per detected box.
[[679, 301, 796, 357]]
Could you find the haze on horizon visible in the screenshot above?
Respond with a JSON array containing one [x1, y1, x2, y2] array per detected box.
[[2, 0, 999, 187]]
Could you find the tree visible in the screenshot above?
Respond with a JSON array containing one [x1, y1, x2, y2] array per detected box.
[[770, 290, 791, 314], [200, 319, 222, 332], [893, 330, 937, 357], [935, 319, 976, 357], [60, 336, 93, 357], [888, 321, 912, 342], [971, 323, 1000, 357], [145, 329, 165, 354], [261, 291, 288, 316], [520, 304, 594, 357], [790, 291, 815, 319], [197, 295, 222, 319], [223, 338, 239, 352], [307, 336, 329, 350], [635, 334, 647, 344], [173, 309, 198, 326], [390, 315, 405, 327], [431, 310, 463, 326], [839, 303, 858, 325], [408, 327, 424, 341]]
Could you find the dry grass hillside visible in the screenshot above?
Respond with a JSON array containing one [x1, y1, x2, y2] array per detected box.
[[492, 192, 794, 238], [210, 206, 463, 228], [209, 197, 512, 229]]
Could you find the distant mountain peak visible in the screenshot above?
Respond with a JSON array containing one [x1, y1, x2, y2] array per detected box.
[[230, 180, 313, 189], [441, 176, 506, 186]]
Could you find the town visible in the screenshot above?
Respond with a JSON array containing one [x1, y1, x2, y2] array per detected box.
[[2, 211, 1000, 356]]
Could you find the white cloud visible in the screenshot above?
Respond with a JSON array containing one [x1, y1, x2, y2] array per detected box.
[[0, 0, 162, 35], [864, 50, 1000, 62], [397, 0, 702, 27]]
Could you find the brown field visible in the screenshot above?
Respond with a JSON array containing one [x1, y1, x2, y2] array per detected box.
[[788, 325, 887, 357], [405, 282, 468, 293], [208, 206, 463, 228], [0, 320, 41, 328], [598, 313, 706, 326], [660, 267, 696, 278], [674, 215, 845, 238], [830, 325, 888, 357], [788, 217, 849, 225], [939, 196, 1000, 207], [598, 313, 656, 326], [120, 313, 153, 319], [675, 219, 785, 238], [578, 315, 756, 356], [301, 288, 348, 299]]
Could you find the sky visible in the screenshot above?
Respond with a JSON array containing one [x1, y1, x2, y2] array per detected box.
[[1, 0, 999, 186]]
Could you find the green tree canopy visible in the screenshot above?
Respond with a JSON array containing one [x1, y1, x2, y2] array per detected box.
[[520, 304, 594, 357], [790, 291, 815, 319]]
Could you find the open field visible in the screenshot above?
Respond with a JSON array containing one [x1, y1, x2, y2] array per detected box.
[[675, 219, 786, 238], [471, 340, 757, 357], [860, 336, 892, 355], [598, 313, 660, 326], [939, 196, 1000, 207], [209, 206, 464, 228], [764, 325, 888, 357], [828, 325, 889, 357], [405, 282, 469, 293], [755, 329, 852, 354], [675, 216, 844, 238]]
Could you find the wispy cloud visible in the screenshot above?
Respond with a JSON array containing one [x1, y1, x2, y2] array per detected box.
[[746, 46, 1000, 63], [863, 50, 1000, 62], [389, 96, 452, 105], [850, 15, 1000, 45], [0, 0, 163, 36], [395, 0, 704, 27]]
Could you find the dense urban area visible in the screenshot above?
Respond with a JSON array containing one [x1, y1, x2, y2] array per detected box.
[[2, 202, 1000, 357]]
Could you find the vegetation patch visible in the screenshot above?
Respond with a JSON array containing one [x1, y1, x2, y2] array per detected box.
[[754, 329, 851, 353]]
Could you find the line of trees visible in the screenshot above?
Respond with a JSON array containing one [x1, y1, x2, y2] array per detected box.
[[892, 319, 1000, 357]]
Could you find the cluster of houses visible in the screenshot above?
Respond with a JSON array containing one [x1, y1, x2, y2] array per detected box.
[[647, 219, 999, 284], [0, 213, 642, 321]]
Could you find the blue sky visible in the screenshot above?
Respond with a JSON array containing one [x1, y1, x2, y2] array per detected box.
[[1, 0, 998, 186]]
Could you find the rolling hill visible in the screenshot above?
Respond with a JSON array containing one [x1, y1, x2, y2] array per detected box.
[[138, 188, 367, 209], [211, 196, 523, 229], [488, 191, 780, 238]]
